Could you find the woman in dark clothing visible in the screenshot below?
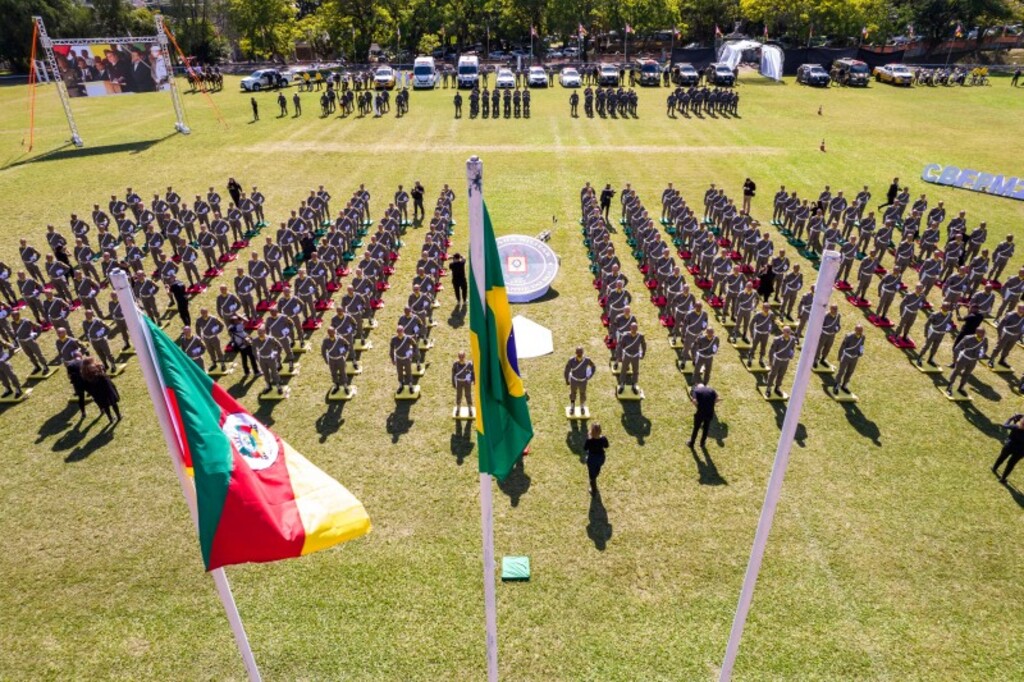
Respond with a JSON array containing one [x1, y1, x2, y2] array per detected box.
[[67, 352, 88, 418], [756, 265, 775, 301], [449, 253, 468, 305], [227, 315, 258, 377], [583, 422, 609, 495], [226, 178, 243, 207], [80, 357, 121, 424]]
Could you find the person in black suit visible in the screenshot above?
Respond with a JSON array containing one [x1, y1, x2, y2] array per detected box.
[[227, 178, 243, 207], [688, 383, 720, 448], [448, 253, 467, 304], [169, 278, 191, 327], [994, 414, 1024, 483], [583, 423, 609, 495], [105, 49, 133, 92], [129, 48, 156, 92], [878, 177, 899, 210]]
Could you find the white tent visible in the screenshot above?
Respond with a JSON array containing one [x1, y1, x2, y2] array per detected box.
[[716, 40, 784, 82]]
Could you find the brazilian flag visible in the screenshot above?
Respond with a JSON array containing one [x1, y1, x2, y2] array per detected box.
[[469, 201, 534, 481]]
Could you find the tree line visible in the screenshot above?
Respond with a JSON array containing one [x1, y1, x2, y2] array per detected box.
[[1, 0, 1020, 70]]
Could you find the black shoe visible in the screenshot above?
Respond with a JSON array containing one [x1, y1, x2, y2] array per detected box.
[[999, 360, 1011, 368], [331, 385, 340, 394], [221, 363, 227, 372], [759, 359, 765, 368], [764, 390, 772, 398], [842, 385, 850, 394], [686, 441, 694, 448], [1000, 477, 1009, 484], [260, 387, 271, 395], [832, 386, 839, 394], [617, 386, 624, 394], [13, 391, 22, 399], [1, 390, 11, 398], [632, 385, 639, 394], [927, 359, 937, 367], [958, 388, 968, 396], [774, 388, 782, 396]]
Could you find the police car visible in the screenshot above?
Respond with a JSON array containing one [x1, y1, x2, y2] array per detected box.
[[874, 63, 914, 86], [495, 68, 516, 88], [527, 66, 548, 87], [239, 69, 288, 92], [671, 62, 700, 86], [636, 59, 662, 86], [796, 63, 831, 87], [559, 67, 581, 87], [598, 64, 620, 86], [705, 63, 735, 86], [373, 65, 397, 90]]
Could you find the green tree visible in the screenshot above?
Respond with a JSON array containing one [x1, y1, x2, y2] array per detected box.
[[0, 0, 94, 71], [228, 0, 296, 59]]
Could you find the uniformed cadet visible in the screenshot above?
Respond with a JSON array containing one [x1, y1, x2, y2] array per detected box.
[[11, 311, 47, 374], [0, 339, 23, 398], [179, 241, 201, 285], [681, 300, 709, 362], [320, 327, 350, 394], [778, 264, 803, 321], [390, 325, 417, 391], [54, 327, 84, 365], [814, 304, 842, 366], [264, 308, 297, 372], [132, 271, 161, 322], [453, 91, 463, 118], [452, 350, 475, 411], [616, 322, 646, 395], [81, 309, 116, 372], [565, 346, 596, 411], [749, 302, 775, 367], [395, 185, 410, 224], [836, 236, 858, 284], [832, 325, 865, 394], [74, 269, 103, 318], [732, 281, 759, 343], [989, 235, 1015, 282], [253, 328, 284, 395], [989, 303, 1024, 368], [918, 303, 955, 367], [42, 290, 73, 337], [195, 309, 226, 372], [233, 267, 258, 319], [853, 254, 878, 303], [570, 91, 579, 117], [996, 267, 1024, 320], [794, 285, 815, 338], [874, 268, 902, 321], [692, 327, 720, 385], [107, 292, 129, 350], [0, 261, 16, 305], [45, 254, 73, 302], [0, 304, 13, 345], [16, 271, 45, 323], [893, 283, 926, 341], [765, 326, 797, 397], [19, 239, 45, 283], [947, 328, 988, 396]]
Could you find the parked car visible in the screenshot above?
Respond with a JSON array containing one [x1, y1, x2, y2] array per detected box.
[[874, 63, 913, 86], [832, 58, 870, 86], [705, 62, 735, 86], [239, 69, 288, 91], [559, 67, 581, 87], [488, 50, 507, 60], [373, 65, 396, 89], [796, 63, 831, 87], [495, 68, 516, 88], [636, 59, 662, 86], [527, 66, 548, 87], [598, 63, 620, 86], [671, 62, 700, 86], [547, 48, 564, 58]]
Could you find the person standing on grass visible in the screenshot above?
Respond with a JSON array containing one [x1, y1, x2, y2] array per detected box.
[[688, 382, 720, 449], [583, 422, 609, 495], [994, 413, 1024, 483], [878, 177, 899, 210], [1011, 68, 1020, 87], [742, 178, 756, 214], [448, 253, 467, 305], [250, 97, 259, 121], [81, 357, 121, 425]]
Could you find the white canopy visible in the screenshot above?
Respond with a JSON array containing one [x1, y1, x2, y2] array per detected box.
[[716, 40, 784, 82]]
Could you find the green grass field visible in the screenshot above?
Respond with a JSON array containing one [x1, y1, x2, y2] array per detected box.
[[1, 72, 1023, 681]]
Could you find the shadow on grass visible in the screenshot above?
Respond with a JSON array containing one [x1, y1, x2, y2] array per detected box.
[[530, 287, 560, 303], [386, 401, 414, 443], [771, 402, 808, 447], [840, 402, 882, 447], [226, 375, 259, 400], [65, 423, 116, 463], [315, 401, 347, 443], [620, 401, 651, 445], [566, 420, 586, 462], [498, 457, 531, 507], [2, 134, 175, 170], [448, 304, 466, 329], [450, 419, 474, 465], [691, 444, 727, 486], [1002, 480, 1024, 509], [36, 401, 80, 444], [252, 399, 279, 427], [587, 490, 612, 550]]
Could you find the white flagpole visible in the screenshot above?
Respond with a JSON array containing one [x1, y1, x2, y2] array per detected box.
[[718, 250, 841, 682], [109, 269, 263, 682], [466, 156, 499, 682]]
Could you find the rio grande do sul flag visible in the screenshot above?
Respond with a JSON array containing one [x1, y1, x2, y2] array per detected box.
[[144, 316, 370, 571]]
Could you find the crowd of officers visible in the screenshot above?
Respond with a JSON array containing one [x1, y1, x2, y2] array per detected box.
[[455, 85, 532, 119], [568, 87, 640, 118], [666, 86, 740, 117]]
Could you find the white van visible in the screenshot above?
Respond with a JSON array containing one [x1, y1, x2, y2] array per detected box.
[[412, 56, 438, 89], [457, 55, 479, 89]]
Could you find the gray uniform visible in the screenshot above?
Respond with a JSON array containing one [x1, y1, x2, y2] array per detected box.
[[919, 310, 954, 363], [749, 311, 774, 364], [948, 334, 988, 391], [264, 315, 297, 364], [177, 334, 205, 369], [253, 336, 284, 389], [816, 312, 842, 364], [833, 332, 865, 389], [766, 334, 797, 392], [616, 332, 647, 388], [692, 333, 720, 384], [390, 334, 417, 387], [195, 315, 225, 368], [894, 292, 924, 339], [452, 360, 475, 407], [564, 355, 597, 406], [13, 318, 47, 370], [993, 311, 1024, 365], [0, 341, 22, 394], [82, 318, 117, 370], [321, 336, 350, 388]]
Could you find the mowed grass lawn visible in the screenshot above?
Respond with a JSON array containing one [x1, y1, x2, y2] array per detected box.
[[0, 71, 1023, 681]]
